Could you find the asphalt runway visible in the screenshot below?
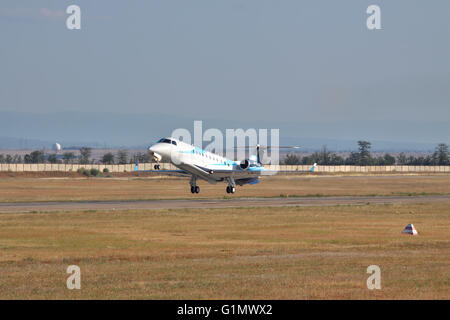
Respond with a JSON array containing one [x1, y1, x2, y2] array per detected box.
[[0, 195, 449, 213]]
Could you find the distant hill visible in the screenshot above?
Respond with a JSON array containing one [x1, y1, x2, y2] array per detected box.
[[0, 111, 447, 151]]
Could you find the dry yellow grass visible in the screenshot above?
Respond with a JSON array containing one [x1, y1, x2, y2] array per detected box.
[[0, 203, 449, 299], [0, 174, 449, 202]]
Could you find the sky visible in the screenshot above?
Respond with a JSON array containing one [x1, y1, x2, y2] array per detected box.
[[0, 0, 449, 147]]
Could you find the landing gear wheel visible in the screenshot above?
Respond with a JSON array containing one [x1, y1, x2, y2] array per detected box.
[[154, 164, 160, 170], [226, 186, 235, 194], [195, 186, 200, 193], [191, 186, 195, 194]]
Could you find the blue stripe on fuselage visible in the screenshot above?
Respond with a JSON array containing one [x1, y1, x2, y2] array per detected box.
[[177, 148, 237, 166], [176, 146, 265, 171]]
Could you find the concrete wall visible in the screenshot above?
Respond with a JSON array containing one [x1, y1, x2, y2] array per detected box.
[[0, 163, 449, 173]]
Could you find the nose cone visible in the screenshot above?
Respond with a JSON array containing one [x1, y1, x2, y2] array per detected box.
[[148, 143, 170, 161], [148, 144, 158, 154], [148, 144, 160, 156]]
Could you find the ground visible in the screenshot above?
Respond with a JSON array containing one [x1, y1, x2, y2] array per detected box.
[[0, 174, 449, 299], [0, 173, 449, 202]]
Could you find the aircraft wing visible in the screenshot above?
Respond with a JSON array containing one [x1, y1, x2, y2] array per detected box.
[[134, 165, 191, 177], [201, 163, 318, 179], [133, 163, 317, 180], [135, 163, 220, 184]]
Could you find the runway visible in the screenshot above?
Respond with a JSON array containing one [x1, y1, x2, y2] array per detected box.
[[0, 195, 449, 213]]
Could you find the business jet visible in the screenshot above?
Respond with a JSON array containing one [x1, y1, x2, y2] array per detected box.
[[136, 137, 316, 194]]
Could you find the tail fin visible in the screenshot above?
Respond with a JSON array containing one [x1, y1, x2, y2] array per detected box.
[[309, 163, 317, 172]]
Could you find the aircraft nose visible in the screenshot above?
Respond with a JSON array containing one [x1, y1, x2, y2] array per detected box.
[[148, 144, 164, 161], [148, 142, 163, 152], [149, 142, 172, 155]]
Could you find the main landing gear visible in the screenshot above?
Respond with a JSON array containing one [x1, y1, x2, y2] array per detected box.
[[190, 175, 200, 194], [154, 163, 161, 170], [226, 177, 236, 194], [189, 176, 236, 195], [226, 186, 236, 194]]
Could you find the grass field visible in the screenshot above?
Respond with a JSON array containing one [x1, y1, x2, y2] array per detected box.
[[0, 202, 449, 299], [0, 174, 449, 202], [0, 174, 449, 299]]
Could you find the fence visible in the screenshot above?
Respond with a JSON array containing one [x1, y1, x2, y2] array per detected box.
[[0, 163, 449, 173]]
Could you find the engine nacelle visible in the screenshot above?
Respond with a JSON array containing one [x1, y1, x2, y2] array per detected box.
[[239, 159, 251, 170]]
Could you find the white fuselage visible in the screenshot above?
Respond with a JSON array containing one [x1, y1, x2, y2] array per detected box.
[[148, 137, 240, 173]]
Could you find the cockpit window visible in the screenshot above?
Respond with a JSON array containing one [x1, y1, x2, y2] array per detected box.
[[157, 138, 172, 144], [172, 140, 177, 146]]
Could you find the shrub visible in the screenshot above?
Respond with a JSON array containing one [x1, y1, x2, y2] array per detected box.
[[77, 167, 98, 177], [90, 168, 101, 177], [103, 168, 109, 173]]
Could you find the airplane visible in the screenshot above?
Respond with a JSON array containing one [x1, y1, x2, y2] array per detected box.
[[135, 137, 317, 194]]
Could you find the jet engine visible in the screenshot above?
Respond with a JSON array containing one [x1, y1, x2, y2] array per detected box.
[[239, 159, 250, 170], [240, 159, 260, 170]]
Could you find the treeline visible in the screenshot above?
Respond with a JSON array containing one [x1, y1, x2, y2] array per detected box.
[[284, 141, 450, 166], [1, 142, 449, 166], [99, 150, 151, 165], [0, 147, 151, 165]]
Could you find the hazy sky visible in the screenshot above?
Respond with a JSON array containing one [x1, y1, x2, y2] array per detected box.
[[1, 1, 449, 129]]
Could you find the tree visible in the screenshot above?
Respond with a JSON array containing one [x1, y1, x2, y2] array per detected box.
[[423, 155, 433, 165], [117, 150, 128, 164], [63, 152, 76, 164], [397, 152, 407, 165], [357, 141, 372, 165], [79, 147, 92, 164], [433, 143, 449, 165], [131, 152, 151, 164], [13, 154, 22, 163], [372, 153, 396, 165], [24, 154, 32, 164], [330, 154, 345, 165], [102, 152, 115, 164], [319, 145, 331, 165], [345, 152, 359, 165], [30, 150, 45, 163], [47, 154, 59, 164], [5, 154, 13, 164], [383, 153, 396, 165], [301, 155, 313, 165], [284, 153, 301, 165]]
